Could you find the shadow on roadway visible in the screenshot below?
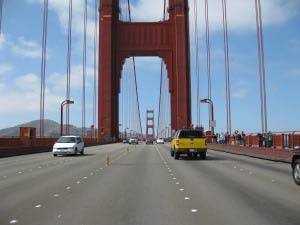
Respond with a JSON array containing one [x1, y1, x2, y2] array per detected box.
[[55, 153, 96, 158], [179, 155, 227, 161]]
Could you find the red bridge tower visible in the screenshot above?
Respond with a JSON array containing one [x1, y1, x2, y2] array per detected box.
[[146, 110, 155, 140], [98, 0, 191, 139]]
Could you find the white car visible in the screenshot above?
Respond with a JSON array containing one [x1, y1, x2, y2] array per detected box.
[[53, 136, 84, 156], [156, 138, 164, 144], [129, 138, 138, 144]]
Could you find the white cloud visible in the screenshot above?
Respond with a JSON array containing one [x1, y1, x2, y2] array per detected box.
[[0, 72, 64, 113], [0, 64, 13, 75], [14, 73, 40, 91], [232, 88, 249, 99], [47, 64, 95, 94], [126, 0, 300, 32], [287, 69, 300, 78], [0, 34, 6, 49], [10, 37, 42, 58]]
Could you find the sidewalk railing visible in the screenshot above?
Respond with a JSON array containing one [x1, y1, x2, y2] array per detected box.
[[207, 131, 300, 150]]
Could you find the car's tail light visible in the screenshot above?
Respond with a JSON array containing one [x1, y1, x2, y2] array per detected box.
[[176, 140, 180, 146]]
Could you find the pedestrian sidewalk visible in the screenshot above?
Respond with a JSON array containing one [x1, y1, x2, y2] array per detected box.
[[208, 144, 293, 163]]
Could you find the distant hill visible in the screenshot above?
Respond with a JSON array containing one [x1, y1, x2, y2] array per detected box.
[[0, 119, 83, 137]]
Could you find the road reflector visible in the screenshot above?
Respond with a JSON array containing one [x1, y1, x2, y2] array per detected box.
[[106, 154, 110, 166]]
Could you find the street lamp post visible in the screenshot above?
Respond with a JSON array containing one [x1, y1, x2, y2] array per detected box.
[[200, 98, 215, 135], [165, 127, 169, 139], [60, 99, 74, 136], [124, 127, 129, 139]]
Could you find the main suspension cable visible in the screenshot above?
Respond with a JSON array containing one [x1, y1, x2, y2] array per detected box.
[[157, 0, 167, 137], [82, 0, 87, 138], [222, 0, 231, 134], [205, 0, 212, 130], [255, 0, 267, 133], [66, 0, 73, 135], [93, 0, 98, 138], [193, 0, 200, 127], [127, 0, 143, 137], [39, 0, 48, 137], [0, 0, 3, 36]]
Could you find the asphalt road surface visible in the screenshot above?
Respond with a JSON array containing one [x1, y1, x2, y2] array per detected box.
[[1, 143, 300, 225]]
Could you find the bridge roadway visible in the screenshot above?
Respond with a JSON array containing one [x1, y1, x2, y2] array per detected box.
[[0, 143, 300, 225]]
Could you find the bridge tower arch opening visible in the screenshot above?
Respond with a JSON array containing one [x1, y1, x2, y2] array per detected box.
[[98, 0, 191, 139]]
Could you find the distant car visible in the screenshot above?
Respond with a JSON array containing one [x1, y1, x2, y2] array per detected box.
[[123, 139, 129, 144], [146, 139, 153, 144], [129, 138, 138, 144], [53, 136, 84, 156], [156, 138, 164, 144], [292, 146, 300, 185]]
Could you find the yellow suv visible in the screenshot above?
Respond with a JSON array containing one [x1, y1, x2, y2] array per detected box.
[[171, 129, 207, 160]]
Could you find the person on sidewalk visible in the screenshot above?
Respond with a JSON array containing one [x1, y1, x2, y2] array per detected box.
[[267, 131, 273, 148]]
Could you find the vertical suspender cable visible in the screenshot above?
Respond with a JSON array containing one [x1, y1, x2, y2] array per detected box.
[[127, 0, 143, 137], [82, 0, 87, 138], [205, 0, 212, 130], [66, 0, 73, 135], [255, 0, 267, 133], [157, 0, 167, 137], [222, 0, 231, 135], [40, 0, 48, 137], [0, 0, 3, 36], [93, 0, 98, 138], [193, 0, 200, 126], [157, 62, 163, 138]]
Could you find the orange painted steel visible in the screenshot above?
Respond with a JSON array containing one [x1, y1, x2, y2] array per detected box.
[[98, 0, 192, 139]]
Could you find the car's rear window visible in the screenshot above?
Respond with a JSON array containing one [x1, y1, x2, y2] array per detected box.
[[179, 130, 205, 138]]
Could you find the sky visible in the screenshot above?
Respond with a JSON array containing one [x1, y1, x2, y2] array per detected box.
[[0, 0, 299, 135]]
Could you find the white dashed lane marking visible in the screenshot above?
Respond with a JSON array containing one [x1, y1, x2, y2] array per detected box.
[[66, 186, 71, 190], [180, 188, 184, 192], [57, 214, 62, 219], [9, 219, 18, 224], [53, 194, 60, 197], [35, 204, 42, 208], [191, 209, 198, 213], [176, 182, 180, 185], [184, 197, 190, 200]]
